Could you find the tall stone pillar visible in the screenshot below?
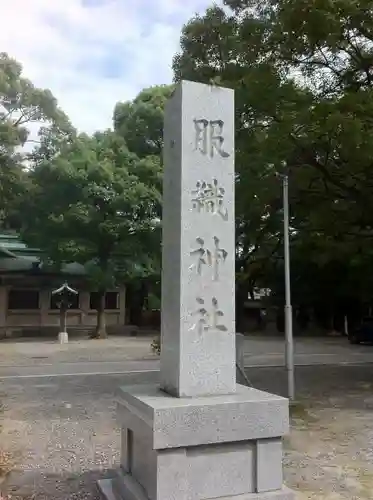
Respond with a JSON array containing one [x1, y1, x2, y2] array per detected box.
[[98, 81, 294, 500]]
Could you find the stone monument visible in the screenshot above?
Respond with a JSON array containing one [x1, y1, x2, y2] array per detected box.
[[98, 81, 294, 500]]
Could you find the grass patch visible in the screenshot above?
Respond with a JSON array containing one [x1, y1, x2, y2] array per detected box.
[[289, 401, 309, 419], [290, 401, 319, 423], [151, 335, 160, 355]]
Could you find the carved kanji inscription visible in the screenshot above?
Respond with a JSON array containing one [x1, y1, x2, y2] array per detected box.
[[194, 119, 230, 158], [189, 296, 228, 335], [191, 179, 228, 220], [189, 236, 228, 280]]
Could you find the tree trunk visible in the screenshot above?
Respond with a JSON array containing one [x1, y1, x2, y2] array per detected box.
[[93, 290, 107, 339], [127, 281, 147, 326]]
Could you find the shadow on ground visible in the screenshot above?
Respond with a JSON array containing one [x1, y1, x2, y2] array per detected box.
[[247, 363, 373, 410]]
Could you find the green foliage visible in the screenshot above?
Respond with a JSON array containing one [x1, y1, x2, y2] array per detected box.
[[112, 85, 174, 308], [114, 84, 174, 159], [0, 52, 72, 229], [21, 131, 161, 336], [7, 0, 373, 336], [0, 52, 70, 154], [173, 0, 373, 323], [0, 56, 166, 336]]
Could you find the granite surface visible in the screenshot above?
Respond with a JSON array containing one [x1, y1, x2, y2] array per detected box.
[[160, 80, 236, 397], [116, 383, 289, 449]]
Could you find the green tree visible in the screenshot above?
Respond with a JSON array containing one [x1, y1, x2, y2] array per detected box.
[[0, 52, 72, 229], [173, 0, 373, 326], [21, 131, 161, 338], [114, 85, 174, 159], [113, 86, 173, 322]]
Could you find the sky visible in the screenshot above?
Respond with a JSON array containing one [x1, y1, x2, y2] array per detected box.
[[0, 0, 215, 133]]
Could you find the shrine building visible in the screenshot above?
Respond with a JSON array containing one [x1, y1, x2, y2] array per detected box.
[[0, 233, 126, 338]]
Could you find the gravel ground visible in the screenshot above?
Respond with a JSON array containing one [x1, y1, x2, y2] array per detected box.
[[1, 365, 373, 499], [1, 335, 372, 368], [0, 337, 157, 367]]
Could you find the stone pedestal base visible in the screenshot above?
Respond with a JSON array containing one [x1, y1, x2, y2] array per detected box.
[[97, 384, 295, 500], [58, 331, 68, 344]]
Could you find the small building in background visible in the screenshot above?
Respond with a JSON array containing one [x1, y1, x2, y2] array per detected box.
[[0, 233, 126, 338], [241, 287, 275, 333]]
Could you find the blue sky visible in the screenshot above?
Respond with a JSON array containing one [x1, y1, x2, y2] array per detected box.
[[1, 0, 215, 133]]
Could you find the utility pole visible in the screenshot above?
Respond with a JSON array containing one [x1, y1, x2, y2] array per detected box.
[[283, 174, 295, 400]]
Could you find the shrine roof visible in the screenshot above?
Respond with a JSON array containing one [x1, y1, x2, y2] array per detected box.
[[0, 233, 85, 275], [0, 233, 41, 258]]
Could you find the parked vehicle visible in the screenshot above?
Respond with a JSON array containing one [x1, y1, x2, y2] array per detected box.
[[348, 317, 373, 344]]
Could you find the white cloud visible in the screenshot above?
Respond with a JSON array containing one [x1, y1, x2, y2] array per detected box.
[[0, 0, 214, 133]]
